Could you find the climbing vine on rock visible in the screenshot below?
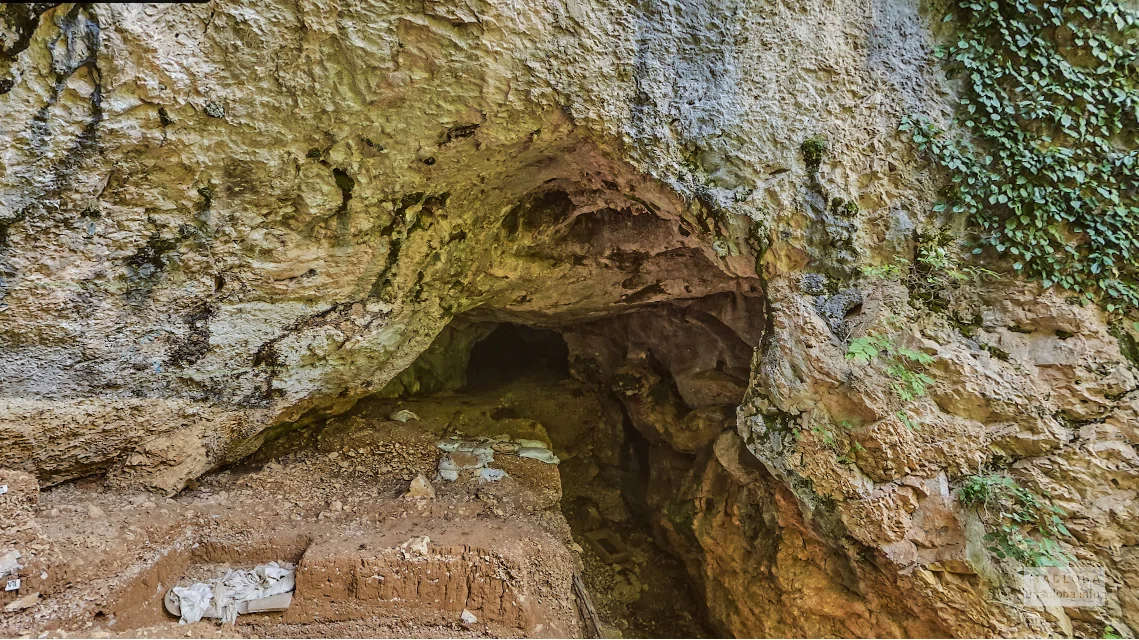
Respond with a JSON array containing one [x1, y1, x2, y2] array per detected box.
[[904, 0, 1139, 314], [958, 473, 1073, 566]]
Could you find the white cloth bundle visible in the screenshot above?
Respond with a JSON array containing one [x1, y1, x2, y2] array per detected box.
[[171, 562, 295, 625]]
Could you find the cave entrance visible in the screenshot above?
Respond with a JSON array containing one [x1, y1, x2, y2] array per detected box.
[[236, 167, 765, 636], [464, 324, 570, 391], [245, 291, 760, 637], [348, 292, 762, 637], [457, 319, 714, 638]]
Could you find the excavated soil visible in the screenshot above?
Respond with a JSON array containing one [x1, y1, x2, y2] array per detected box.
[[1, 376, 712, 639]]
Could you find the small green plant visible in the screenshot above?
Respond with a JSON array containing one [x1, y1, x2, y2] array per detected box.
[[958, 473, 1072, 567], [846, 334, 936, 402], [800, 135, 828, 174], [811, 419, 856, 445], [830, 197, 859, 217], [836, 439, 865, 465], [915, 229, 998, 288], [810, 424, 837, 446], [862, 262, 905, 280], [1103, 625, 1122, 640], [862, 229, 999, 313], [896, 410, 921, 431]]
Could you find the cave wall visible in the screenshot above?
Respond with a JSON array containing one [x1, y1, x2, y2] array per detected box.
[[1, 0, 1137, 637]]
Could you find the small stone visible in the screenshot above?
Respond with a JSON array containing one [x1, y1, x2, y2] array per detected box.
[[491, 441, 520, 454], [4, 592, 39, 612], [0, 550, 21, 577], [517, 447, 560, 464], [448, 452, 485, 469], [390, 409, 419, 422], [403, 536, 430, 555], [436, 439, 462, 452], [86, 504, 105, 519], [330, 500, 343, 512], [404, 474, 435, 500], [327, 452, 340, 460], [461, 609, 478, 625]]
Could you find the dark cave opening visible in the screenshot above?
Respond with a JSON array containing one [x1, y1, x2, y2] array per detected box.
[[464, 323, 570, 391], [454, 317, 718, 638], [246, 295, 761, 637]]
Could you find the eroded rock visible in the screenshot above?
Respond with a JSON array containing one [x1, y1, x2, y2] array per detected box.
[[2, 0, 1137, 638]]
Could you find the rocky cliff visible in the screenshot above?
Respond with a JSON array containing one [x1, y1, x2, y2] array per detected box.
[[1, 0, 1136, 637]]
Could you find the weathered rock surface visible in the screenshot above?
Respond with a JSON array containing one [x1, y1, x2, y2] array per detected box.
[[2, 0, 1137, 638]]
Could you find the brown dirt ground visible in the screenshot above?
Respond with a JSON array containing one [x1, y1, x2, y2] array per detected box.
[[2, 381, 711, 639], [1, 413, 580, 638]]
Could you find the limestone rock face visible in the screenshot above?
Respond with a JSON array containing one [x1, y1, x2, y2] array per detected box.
[[2, 0, 1137, 638], [0, 0, 934, 490], [734, 277, 1139, 637]]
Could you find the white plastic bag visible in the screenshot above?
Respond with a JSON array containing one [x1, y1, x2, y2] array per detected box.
[[169, 562, 295, 625], [172, 582, 213, 624]]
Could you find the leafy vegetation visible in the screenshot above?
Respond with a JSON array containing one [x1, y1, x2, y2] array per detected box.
[[958, 473, 1073, 566], [903, 0, 1139, 315], [862, 228, 999, 311], [846, 333, 936, 430], [846, 334, 936, 401]]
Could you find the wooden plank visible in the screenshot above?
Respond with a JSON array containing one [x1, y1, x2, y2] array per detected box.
[[572, 572, 602, 639]]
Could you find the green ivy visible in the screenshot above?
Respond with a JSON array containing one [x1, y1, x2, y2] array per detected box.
[[904, 0, 1139, 314], [958, 473, 1072, 566]]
